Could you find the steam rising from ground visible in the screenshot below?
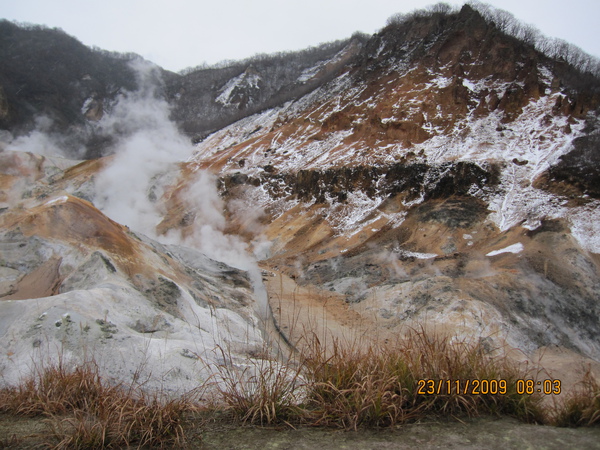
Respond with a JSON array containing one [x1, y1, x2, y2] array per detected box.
[[1, 116, 72, 158], [167, 172, 248, 264], [93, 61, 270, 318], [164, 170, 270, 318], [93, 61, 192, 237], [0, 59, 283, 323]]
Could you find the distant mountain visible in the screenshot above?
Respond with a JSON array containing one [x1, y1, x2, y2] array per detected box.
[[0, 21, 141, 149], [166, 37, 367, 141], [0, 19, 368, 157]]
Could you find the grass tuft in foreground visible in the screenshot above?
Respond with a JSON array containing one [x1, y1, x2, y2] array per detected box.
[[0, 360, 195, 449], [210, 328, 546, 429], [300, 330, 545, 429], [211, 345, 305, 426], [551, 370, 600, 427]]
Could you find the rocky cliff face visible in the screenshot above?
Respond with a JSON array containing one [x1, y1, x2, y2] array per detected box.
[[1, 5, 600, 390]]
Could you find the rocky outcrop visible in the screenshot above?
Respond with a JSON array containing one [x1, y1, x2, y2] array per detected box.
[[0, 175, 266, 390], [536, 119, 600, 199], [222, 161, 500, 205]]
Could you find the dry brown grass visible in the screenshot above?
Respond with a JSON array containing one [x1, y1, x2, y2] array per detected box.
[[0, 361, 106, 417], [0, 360, 196, 448], [1, 328, 598, 448], [206, 328, 546, 430], [551, 370, 600, 427], [300, 329, 545, 429], [210, 345, 305, 426]]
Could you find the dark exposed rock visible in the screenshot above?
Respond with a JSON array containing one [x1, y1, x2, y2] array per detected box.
[[537, 118, 600, 199], [221, 162, 500, 208], [512, 158, 528, 166], [131, 315, 172, 334], [134, 274, 182, 318], [278, 162, 499, 203], [412, 197, 489, 229], [525, 218, 567, 236]]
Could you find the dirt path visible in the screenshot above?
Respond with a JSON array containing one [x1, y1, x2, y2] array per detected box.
[[3, 414, 600, 449], [262, 268, 380, 353], [198, 418, 600, 449]]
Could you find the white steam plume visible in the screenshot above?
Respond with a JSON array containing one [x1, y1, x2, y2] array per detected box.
[[164, 171, 270, 318], [93, 60, 193, 237], [93, 60, 270, 319], [0, 116, 81, 158]]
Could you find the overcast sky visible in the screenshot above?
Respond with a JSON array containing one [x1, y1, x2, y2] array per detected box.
[[1, 0, 598, 73]]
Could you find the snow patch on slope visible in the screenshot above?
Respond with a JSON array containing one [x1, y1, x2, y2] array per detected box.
[[216, 70, 262, 107], [486, 243, 523, 256], [44, 195, 69, 207], [326, 190, 384, 234], [569, 202, 600, 254]]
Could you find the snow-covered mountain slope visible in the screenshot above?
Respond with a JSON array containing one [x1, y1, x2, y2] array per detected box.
[[161, 5, 600, 360], [166, 37, 365, 139]]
